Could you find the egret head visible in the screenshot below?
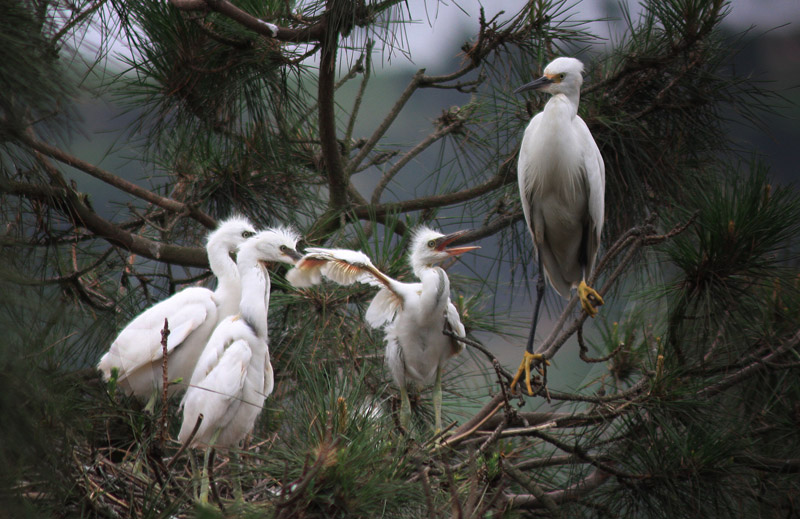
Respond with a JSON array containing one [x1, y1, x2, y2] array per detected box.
[[207, 214, 258, 252], [409, 226, 480, 273], [239, 227, 304, 268], [514, 57, 584, 97]]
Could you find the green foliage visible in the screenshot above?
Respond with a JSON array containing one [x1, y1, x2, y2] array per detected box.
[[1, 0, 799, 517], [0, 0, 72, 135], [664, 163, 800, 363]]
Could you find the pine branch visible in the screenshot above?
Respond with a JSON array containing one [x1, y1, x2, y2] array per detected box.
[[14, 126, 217, 229], [0, 179, 209, 268]]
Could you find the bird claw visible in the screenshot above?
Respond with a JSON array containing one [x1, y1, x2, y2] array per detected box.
[[510, 351, 550, 396], [578, 280, 604, 317]]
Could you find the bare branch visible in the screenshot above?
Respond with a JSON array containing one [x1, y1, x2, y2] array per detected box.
[[0, 179, 209, 268], [371, 117, 465, 204], [699, 329, 800, 398], [504, 468, 612, 509], [14, 128, 216, 229]]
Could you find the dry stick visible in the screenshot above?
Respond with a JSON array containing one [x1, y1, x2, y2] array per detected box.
[[444, 330, 514, 382], [460, 219, 693, 446], [443, 462, 465, 518], [418, 465, 437, 517], [344, 42, 372, 151], [442, 397, 505, 448], [504, 467, 612, 510], [160, 319, 170, 448], [577, 325, 625, 363], [450, 416, 508, 471], [699, 329, 800, 398], [513, 454, 594, 471], [347, 69, 426, 174], [504, 462, 560, 515], [208, 449, 226, 513], [529, 429, 634, 480], [537, 232, 646, 361], [166, 415, 203, 470], [370, 120, 464, 204], [17, 129, 216, 229], [1, 179, 211, 267]]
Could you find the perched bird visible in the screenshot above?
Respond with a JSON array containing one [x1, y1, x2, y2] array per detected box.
[[179, 227, 302, 449], [513, 57, 605, 395], [287, 227, 479, 432], [178, 227, 302, 503], [98, 216, 257, 401]]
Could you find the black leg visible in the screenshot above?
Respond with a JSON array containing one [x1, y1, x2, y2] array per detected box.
[[525, 256, 545, 354]]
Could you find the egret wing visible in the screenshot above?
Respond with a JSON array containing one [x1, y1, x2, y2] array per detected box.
[[179, 339, 251, 446], [365, 287, 402, 328], [99, 288, 214, 380], [187, 317, 245, 387], [576, 117, 605, 276], [287, 248, 376, 287], [286, 247, 403, 307], [517, 112, 545, 244], [444, 301, 466, 356]]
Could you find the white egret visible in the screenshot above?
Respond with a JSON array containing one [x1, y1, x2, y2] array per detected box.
[[97, 216, 257, 400], [512, 57, 605, 395], [178, 227, 302, 502], [287, 227, 479, 432]]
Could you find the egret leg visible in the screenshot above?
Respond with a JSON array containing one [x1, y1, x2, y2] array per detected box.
[[232, 451, 243, 501], [511, 256, 549, 396], [433, 366, 443, 434], [199, 429, 222, 504], [399, 385, 411, 430], [143, 390, 158, 414], [188, 449, 201, 499], [578, 280, 604, 317]]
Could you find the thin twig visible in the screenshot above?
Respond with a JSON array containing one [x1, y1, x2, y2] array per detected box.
[[160, 319, 170, 448], [166, 414, 203, 470]]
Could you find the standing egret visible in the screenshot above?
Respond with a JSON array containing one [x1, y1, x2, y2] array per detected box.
[[178, 227, 302, 502], [512, 57, 605, 396], [287, 227, 479, 432], [97, 216, 257, 400]]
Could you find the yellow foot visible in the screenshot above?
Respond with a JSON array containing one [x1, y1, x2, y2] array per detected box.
[[578, 280, 604, 317], [510, 351, 550, 396]]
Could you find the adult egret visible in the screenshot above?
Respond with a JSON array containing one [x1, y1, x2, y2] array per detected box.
[[512, 57, 605, 395], [97, 216, 257, 400], [178, 227, 302, 502], [287, 227, 479, 432]]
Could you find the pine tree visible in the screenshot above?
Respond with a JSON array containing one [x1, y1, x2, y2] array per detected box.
[[1, 0, 798, 517]]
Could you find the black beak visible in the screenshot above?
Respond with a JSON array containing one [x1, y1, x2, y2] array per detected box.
[[285, 249, 304, 263], [513, 75, 553, 95]]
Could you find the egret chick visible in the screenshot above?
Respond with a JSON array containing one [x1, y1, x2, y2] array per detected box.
[[513, 57, 605, 395], [287, 227, 479, 433], [98, 216, 257, 401], [179, 227, 302, 502]]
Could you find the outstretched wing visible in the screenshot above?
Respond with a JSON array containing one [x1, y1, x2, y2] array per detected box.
[[287, 247, 406, 324]]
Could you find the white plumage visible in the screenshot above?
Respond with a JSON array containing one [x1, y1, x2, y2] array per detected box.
[[517, 57, 604, 300], [179, 227, 302, 448], [287, 227, 479, 431], [97, 216, 257, 399], [512, 56, 606, 395]]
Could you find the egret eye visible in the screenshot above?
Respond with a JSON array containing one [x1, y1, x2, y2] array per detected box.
[[559, 73, 566, 80], [242, 230, 256, 238], [427, 240, 436, 248], [279, 245, 288, 252]]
